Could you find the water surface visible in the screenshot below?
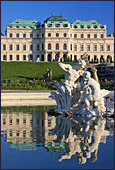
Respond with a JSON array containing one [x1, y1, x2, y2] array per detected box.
[[1, 106, 114, 169]]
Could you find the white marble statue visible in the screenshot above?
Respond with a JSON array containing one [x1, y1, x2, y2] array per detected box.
[[49, 59, 114, 117]]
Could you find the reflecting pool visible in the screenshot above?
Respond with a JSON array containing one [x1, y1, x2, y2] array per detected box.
[[1, 106, 114, 169]]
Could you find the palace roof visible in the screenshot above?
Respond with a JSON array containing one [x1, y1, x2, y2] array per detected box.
[[72, 20, 104, 28], [8, 19, 41, 28], [44, 15, 69, 27], [9, 142, 36, 150]]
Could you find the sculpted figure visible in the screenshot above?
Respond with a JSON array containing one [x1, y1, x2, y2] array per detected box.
[[58, 59, 86, 94], [49, 58, 114, 116], [91, 67, 99, 84], [80, 71, 105, 114]]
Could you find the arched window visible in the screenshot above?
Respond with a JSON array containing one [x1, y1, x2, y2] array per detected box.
[[48, 43, 51, 50], [63, 43, 67, 50], [56, 33, 59, 37], [64, 33, 67, 37], [48, 33, 51, 37], [56, 43, 59, 50]]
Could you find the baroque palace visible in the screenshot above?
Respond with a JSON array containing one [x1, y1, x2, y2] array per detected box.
[[1, 14, 114, 62]]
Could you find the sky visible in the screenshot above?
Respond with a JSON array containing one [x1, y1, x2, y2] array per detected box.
[[1, 1, 114, 35]]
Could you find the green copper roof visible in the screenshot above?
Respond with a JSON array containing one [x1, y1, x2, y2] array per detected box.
[[8, 19, 41, 28], [46, 142, 65, 153], [44, 15, 69, 22], [72, 20, 104, 28], [9, 142, 37, 150], [44, 15, 69, 27]]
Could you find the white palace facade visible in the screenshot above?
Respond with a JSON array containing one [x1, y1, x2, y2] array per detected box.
[[1, 14, 114, 62]]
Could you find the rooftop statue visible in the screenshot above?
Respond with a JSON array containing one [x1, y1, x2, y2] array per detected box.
[[49, 59, 114, 117]]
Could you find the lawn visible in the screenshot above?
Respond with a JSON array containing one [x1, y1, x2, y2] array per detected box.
[[1, 61, 75, 90], [1, 62, 64, 80], [1, 61, 114, 90], [1, 61, 69, 81]]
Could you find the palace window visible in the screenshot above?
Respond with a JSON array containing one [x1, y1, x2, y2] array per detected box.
[[81, 34, 84, 38], [74, 55, 77, 61], [23, 118, 26, 124], [100, 44, 104, 51], [9, 33, 12, 37], [74, 34, 77, 38], [56, 33, 59, 37], [3, 118, 6, 125], [23, 130, 26, 137], [23, 55, 26, 60], [3, 55, 7, 60], [48, 33, 51, 37], [23, 33, 26, 38], [101, 34, 104, 38], [3, 44, 6, 50], [70, 44, 72, 51], [87, 44, 90, 51], [16, 131, 19, 137], [30, 55, 33, 60], [16, 45, 19, 51], [70, 33, 72, 37], [94, 44, 97, 51], [30, 131, 32, 137], [87, 34, 90, 38], [23, 45, 26, 51], [9, 119, 12, 125], [9, 44, 12, 51], [81, 44, 84, 51], [74, 45, 77, 51], [42, 44, 44, 50], [64, 33, 67, 37], [30, 34, 33, 38], [36, 44, 39, 51], [63, 43, 67, 50], [16, 119, 19, 125], [107, 45, 110, 51], [94, 34, 97, 38], [9, 130, 12, 137], [88, 55, 90, 61], [16, 33, 19, 38], [100, 55, 104, 63], [48, 43, 51, 50], [37, 34, 39, 38], [94, 55, 97, 61], [10, 55, 12, 60], [30, 44, 33, 51], [56, 43, 59, 50], [42, 33, 44, 37], [16, 55, 19, 60]]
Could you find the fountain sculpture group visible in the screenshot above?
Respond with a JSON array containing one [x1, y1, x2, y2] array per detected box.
[[49, 59, 114, 117]]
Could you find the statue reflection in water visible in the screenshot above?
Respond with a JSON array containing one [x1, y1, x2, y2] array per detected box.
[[1, 110, 114, 164], [50, 115, 114, 164]]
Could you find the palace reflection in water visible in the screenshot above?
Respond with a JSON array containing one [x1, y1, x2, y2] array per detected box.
[[1, 110, 114, 164]]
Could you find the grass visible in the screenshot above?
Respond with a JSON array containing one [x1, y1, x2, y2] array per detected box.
[[1, 106, 56, 113], [1, 61, 75, 90], [1, 61, 114, 90], [1, 61, 75, 81]]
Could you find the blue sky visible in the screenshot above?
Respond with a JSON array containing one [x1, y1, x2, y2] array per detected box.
[[1, 1, 114, 35]]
